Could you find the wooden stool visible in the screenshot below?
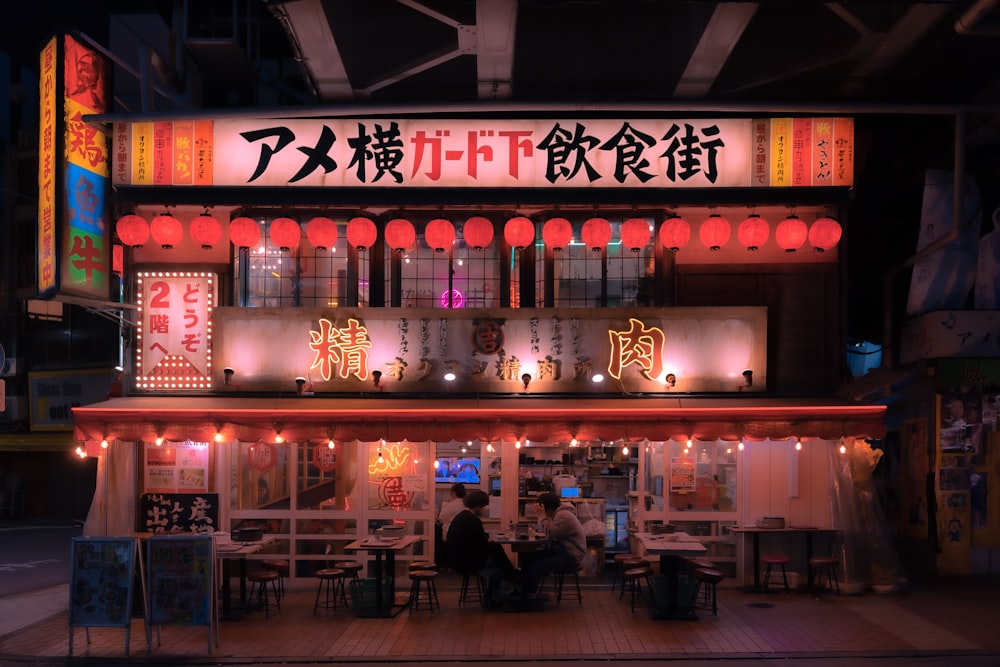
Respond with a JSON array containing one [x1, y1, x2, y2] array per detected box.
[[808, 556, 840, 595], [688, 558, 716, 606], [762, 555, 792, 593], [620, 566, 654, 613], [339, 561, 364, 581], [313, 567, 348, 614], [408, 569, 440, 615], [261, 559, 289, 599], [692, 567, 725, 616], [247, 570, 281, 619], [458, 572, 488, 608], [611, 553, 641, 592], [409, 561, 437, 572]]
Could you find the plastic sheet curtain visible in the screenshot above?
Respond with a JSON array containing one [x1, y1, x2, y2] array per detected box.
[[827, 437, 903, 590]]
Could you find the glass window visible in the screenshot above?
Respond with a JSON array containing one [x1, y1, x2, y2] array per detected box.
[[294, 441, 359, 510], [240, 216, 349, 307], [367, 440, 430, 511], [230, 440, 290, 511], [666, 439, 738, 512]]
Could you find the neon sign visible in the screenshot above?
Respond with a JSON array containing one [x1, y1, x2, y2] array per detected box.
[[308, 317, 372, 381], [607, 317, 665, 381]]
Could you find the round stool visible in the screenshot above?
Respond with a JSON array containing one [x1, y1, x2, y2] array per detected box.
[[692, 567, 725, 616], [611, 553, 641, 592], [620, 566, 654, 613], [313, 567, 348, 614], [458, 572, 488, 608], [339, 560, 364, 581], [261, 559, 289, 599], [247, 570, 281, 618], [409, 561, 437, 572], [808, 556, 840, 595], [408, 569, 440, 615], [762, 555, 791, 593]]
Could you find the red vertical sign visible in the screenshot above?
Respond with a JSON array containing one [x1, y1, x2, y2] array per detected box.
[[791, 117, 812, 187]]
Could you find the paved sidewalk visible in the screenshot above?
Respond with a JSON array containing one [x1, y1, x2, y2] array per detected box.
[[2, 570, 1000, 665]]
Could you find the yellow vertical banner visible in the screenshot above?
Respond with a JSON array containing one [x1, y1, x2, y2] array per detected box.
[[769, 118, 791, 186], [131, 121, 153, 185], [791, 117, 812, 187], [751, 119, 770, 187], [37, 37, 58, 295], [113, 121, 131, 185], [811, 118, 833, 186]]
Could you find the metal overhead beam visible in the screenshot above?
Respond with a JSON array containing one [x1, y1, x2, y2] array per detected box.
[[673, 2, 758, 99], [273, 0, 354, 101], [475, 0, 517, 99]]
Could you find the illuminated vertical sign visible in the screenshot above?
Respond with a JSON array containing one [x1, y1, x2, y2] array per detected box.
[[135, 272, 216, 390], [61, 34, 111, 299], [37, 37, 58, 295]]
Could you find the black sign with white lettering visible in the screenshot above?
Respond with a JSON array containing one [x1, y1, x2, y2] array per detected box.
[[140, 493, 219, 534]]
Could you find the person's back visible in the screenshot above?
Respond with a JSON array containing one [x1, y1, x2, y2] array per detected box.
[[446, 506, 489, 574], [545, 502, 587, 565]]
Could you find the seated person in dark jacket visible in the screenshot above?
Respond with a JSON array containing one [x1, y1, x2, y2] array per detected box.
[[446, 489, 518, 602]]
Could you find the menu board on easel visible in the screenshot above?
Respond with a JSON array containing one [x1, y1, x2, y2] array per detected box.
[[146, 535, 214, 650], [68, 537, 136, 656]]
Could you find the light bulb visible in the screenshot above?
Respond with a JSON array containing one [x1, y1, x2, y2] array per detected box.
[[155, 436, 164, 446], [515, 440, 522, 449], [738, 441, 745, 451], [100, 438, 109, 449], [328, 439, 335, 449], [621, 445, 629, 456], [795, 439, 802, 451], [839, 444, 847, 454]]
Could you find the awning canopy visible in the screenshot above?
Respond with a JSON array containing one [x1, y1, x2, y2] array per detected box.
[[73, 396, 885, 444]]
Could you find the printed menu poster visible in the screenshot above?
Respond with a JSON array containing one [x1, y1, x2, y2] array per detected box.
[[669, 456, 696, 492], [144, 440, 208, 492]]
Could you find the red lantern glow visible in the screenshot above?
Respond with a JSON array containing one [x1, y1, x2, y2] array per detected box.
[[190, 214, 223, 249], [112, 244, 123, 274], [385, 218, 416, 251], [346, 216, 377, 250], [115, 214, 149, 247], [462, 216, 494, 250], [737, 214, 770, 251], [542, 217, 573, 251], [581, 217, 612, 252], [698, 214, 731, 251], [658, 216, 690, 251], [269, 217, 301, 251], [504, 216, 535, 250], [808, 217, 842, 251], [621, 217, 651, 252], [306, 216, 338, 250], [150, 213, 183, 249], [424, 218, 456, 252], [775, 215, 808, 252], [229, 216, 261, 249]]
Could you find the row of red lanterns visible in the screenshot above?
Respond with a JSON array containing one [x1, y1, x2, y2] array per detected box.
[[116, 212, 840, 254]]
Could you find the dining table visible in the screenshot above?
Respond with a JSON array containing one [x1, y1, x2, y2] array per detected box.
[[726, 526, 841, 593], [636, 531, 707, 620], [215, 536, 274, 620], [344, 535, 421, 617]]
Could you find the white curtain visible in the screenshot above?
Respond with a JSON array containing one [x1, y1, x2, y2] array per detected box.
[[83, 440, 136, 537]]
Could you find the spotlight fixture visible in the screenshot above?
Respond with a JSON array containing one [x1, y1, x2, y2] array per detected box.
[[665, 373, 676, 387], [372, 370, 382, 389], [521, 373, 531, 391], [223, 367, 235, 385], [742, 369, 753, 387], [295, 376, 308, 395]]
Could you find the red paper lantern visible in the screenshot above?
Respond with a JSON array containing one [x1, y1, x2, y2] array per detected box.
[[229, 216, 261, 249], [269, 217, 301, 251], [504, 216, 535, 250], [737, 214, 770, 251], [150, 213, 183, 249], [542, 217, 573, 251], [462, 216, 494, 250], [808, 217, 842, 252], [658, 216, 690, 251], [346, 216, 377, 250], [698, 214, 731, 251], [385, 218, 416, 251], [190, 214, 223, 249], [424, 218, 456, 252], [115, 214, 149, 247], [306, 216, 338, 250], [775, 215, 808, 252], [581, 217, 612, 252], [620, 217, 651, 252]]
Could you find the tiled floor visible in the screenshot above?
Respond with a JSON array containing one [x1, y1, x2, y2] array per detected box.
[[2, 569, 999, 662]]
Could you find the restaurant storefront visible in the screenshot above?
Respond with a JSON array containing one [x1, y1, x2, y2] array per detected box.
[[70, 107, 885, 587]]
